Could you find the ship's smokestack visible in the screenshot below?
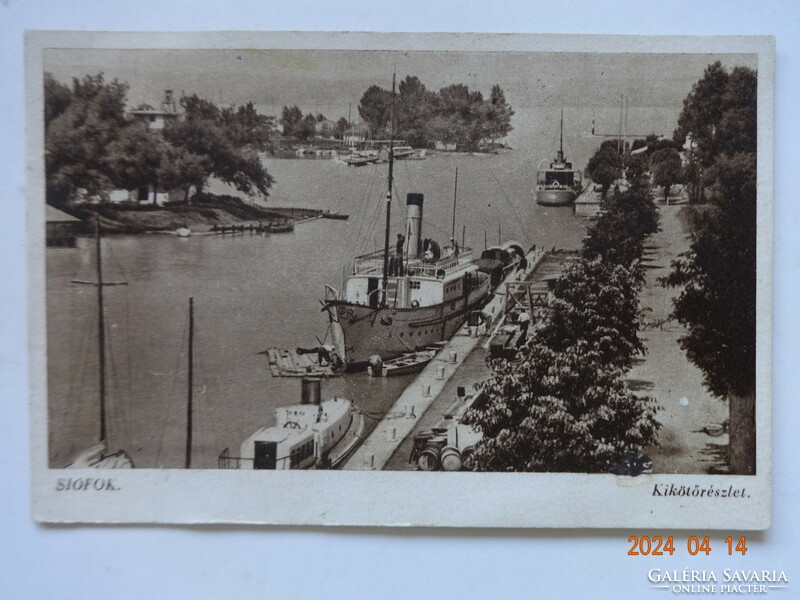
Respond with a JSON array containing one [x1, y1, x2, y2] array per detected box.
[[406, 193, 424, 258], [301, 377, 321, 405]]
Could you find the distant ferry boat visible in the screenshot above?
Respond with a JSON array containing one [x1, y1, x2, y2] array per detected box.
[[534, 110, 582, 206]]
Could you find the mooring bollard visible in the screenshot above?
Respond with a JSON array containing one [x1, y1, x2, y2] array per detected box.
[[450, 351, 458, 363], [363, 453, 375, 468], [422, 383, 431, 397], [406, 404, 416, 418], [436, 365, 446, 379]]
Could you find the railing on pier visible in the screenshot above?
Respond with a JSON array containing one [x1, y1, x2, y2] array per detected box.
[[504, 280, 551, 313]]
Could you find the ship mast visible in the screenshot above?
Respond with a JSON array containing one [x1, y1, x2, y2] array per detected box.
[[186, 297, 194, 469], [380, 72, 396, 306], [451, 166, 459, 245], [95, 215, 107, 444]]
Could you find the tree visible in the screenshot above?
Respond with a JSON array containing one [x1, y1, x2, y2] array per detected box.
[[397, 76, 434, 147], [222, 102, 275, 151], [583, 185, 659, 268], [625, 154, 648, 190], [586, 144, 622, 198], [674, 61, 729, 166], [104, 122, 169, 203], [465, 338, 659, 472], [280, 105, 303, 137], [164, 96, 274, 201], [538, 258, 646, 370], [651, 147, 683, 203], [463, 257, 658, 472], [332, 117, 349, 140], [358, 85, 393, 137], [662, 153, 756, 474], [717, 67, 757, 157], [44, 73, 130, 207], [438, 84, 473, 120], [486, 84, 514, 142], [44, 72, 72, 127], [293, 113, 318, 142]]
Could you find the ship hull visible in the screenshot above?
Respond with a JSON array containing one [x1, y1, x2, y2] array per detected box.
[[535, 188, 577, 206], [328, 281, 491, 367]]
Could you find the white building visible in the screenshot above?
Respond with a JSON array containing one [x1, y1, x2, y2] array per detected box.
[[128, 90, 181, 130]]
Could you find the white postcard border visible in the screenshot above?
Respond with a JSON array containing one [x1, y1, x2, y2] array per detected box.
[[27, 31, 774, 528]]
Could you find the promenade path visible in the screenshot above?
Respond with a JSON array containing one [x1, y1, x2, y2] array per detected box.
[[634, 197, 729, 473]]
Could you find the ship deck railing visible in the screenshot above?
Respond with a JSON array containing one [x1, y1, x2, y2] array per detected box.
[[218, 448, 253, 469], [352, 248, 475, 278]]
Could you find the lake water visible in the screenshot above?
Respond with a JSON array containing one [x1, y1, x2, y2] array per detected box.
[[46, 105, 681, 468]]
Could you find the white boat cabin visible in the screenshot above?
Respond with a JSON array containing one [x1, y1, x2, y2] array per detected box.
[[239, 397, 353, 470], [344, 247, 479, 309]]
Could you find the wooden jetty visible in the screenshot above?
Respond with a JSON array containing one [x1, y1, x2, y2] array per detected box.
[[265, 348, 338, 378], [210, 220, 296, 235]]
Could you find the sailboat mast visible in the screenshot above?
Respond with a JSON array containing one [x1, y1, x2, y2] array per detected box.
[[451, 166, 458, 244], [381, 72, 396, 305], [95, 215, 107, 444], [560, 108, 564, 153], [186, 297, 194, 469]]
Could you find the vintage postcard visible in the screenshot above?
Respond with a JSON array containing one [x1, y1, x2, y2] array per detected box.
[[27, 31, 773, 527]]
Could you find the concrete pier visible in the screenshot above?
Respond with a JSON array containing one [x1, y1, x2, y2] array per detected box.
[[342, 247, 549, 471], [573, 183, 602, 217]]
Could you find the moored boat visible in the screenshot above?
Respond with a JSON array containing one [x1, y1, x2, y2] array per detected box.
[[534, 110, 582, 206], [265, 219, 295, 233], [344, 153, 379, 167], [323, 192, 492, 368], [221, 378, 361, 470], [367, 348, 437, 377], [321, 211, 350, 221]]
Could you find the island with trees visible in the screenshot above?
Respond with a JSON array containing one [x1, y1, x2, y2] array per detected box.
[[355, 76, 514, 151]]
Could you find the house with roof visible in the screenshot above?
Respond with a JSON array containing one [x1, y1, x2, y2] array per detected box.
[[46, 205, 81, 247]]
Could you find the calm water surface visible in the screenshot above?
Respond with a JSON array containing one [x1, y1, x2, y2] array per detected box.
[[47, 122, 608, 468]]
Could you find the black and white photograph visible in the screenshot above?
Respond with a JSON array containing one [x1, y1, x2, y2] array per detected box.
[[26, 31, 772, 527]]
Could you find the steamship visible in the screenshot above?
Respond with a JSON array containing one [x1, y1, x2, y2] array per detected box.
[[322, 74, 493, 368], [324, 193, 492, 367], [534, 110, 583, 206]]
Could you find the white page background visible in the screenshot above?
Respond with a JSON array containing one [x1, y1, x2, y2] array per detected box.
[[2, 1, 797, 598]]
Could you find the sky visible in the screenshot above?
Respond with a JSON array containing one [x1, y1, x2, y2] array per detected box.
[[44, 48, 758, 127]]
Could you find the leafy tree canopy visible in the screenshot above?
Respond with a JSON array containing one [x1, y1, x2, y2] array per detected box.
[[651, 147, 683, 201], [586, 144, 622, 198], [662, 152, 756, 398], [44, 73, 129, 206]]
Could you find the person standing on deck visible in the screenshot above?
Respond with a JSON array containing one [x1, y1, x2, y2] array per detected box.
[[516, 310, 531, 347]]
